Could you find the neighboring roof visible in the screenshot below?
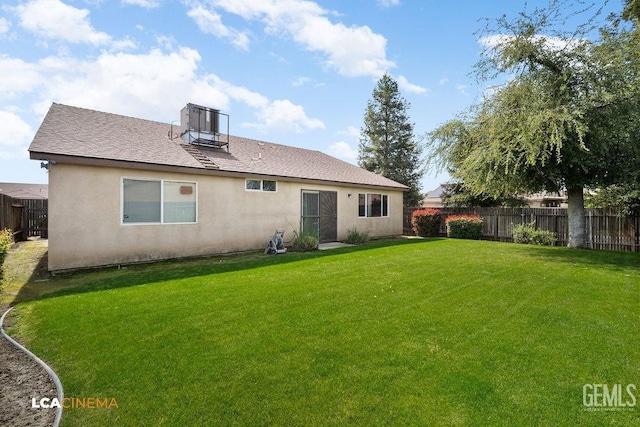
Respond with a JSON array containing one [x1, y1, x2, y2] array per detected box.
[[29, 103, 407, 190], [0, 182, 48, 199], [419, 184, 568, 207], [424, 185, 445, 199], [525, 191, 567, 201]]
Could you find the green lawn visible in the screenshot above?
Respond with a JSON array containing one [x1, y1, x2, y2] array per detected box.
[[8, 239, 640, 426]]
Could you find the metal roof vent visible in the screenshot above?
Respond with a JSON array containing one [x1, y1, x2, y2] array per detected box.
[[180, 103, 229, 151]]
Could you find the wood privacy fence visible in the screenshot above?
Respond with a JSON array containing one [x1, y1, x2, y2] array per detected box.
[[403, 207, 640, 252], [0, 194, 48, 240]]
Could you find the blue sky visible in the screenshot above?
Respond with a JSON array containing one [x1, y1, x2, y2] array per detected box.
[[0, 0, 625, 193]]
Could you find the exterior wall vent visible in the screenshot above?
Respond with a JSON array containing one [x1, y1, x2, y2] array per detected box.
[[180, 103, 229, 151]]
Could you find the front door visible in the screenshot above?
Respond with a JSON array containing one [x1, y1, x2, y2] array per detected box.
[[301, 191, 337, 243]]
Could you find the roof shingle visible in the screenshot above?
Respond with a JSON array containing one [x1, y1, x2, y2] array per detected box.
[[0, 182, 48, 199], [29, 103, 407, 190]]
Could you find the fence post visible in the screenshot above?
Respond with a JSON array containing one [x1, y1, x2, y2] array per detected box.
[[21, 205, 28, 241], [588, 210, 593, 249], [636, 214, 640, 253]]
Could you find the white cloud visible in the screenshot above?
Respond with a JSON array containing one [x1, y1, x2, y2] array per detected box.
[[0, 110, 33, 159], [122, 0, 161, 8], [205, 76, 324, 133], [377, 0, 400, 7], [479, 34, 585, 53], [247, 99, 325, 133], [439, 77, 449, 85], [326, 141, 357, 163], [199, 0, 395, 77], [478, 34, 507, 49], [456, 84, 469, 96], [0, 56, 43, 99], [207, 74, 268, 109], [187, 5, 250, 51], [12, 0, 112, 45], [0, 48, 225, 122], [397, 75, 429, 95], [336, 125, 360, 139], [0, 43, 324, 135], [269, 51, 287, 63], [0, 17, 10, 35], [292, 76, 310, 87], [39, 48, 228, 121]]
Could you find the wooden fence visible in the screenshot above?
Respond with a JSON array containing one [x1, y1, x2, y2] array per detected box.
[[0, 194, 48, 240], [403, 207, 640, 252], [22, 198, 48, 238]]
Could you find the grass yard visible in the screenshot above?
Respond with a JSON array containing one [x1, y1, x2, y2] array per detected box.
[[7, 239, 640, 426]]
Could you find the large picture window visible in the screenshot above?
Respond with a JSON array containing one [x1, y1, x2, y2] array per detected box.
[[122, 178, 197, 224], [358, 193, 389, 218]]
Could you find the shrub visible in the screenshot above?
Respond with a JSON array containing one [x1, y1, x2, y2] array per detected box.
[[511, 222, 556, 246], [511, 222, 535, 244], [531, 229, 557, 246], [0, 228, 14, 281], [445, 215, 483, 240], [411, 208, 442, 237], [0, 228, 13, 259], [292, 233, 319, 252], [345, 228, 370, 245]]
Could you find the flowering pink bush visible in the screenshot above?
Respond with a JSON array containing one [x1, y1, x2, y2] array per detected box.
[[411, 209, 442, 237]]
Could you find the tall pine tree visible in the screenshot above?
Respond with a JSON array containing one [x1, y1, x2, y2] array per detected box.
[[359, 73, 424, 206]]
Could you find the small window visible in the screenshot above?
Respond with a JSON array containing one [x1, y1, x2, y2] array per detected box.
[[246, 179, 262, 191], [246, 179, 277, 192], [358, 193, 389, 218], [262, 180, 277, 192]]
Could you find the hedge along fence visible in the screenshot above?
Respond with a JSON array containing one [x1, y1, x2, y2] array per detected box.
[[403, 207, 640, 252], [411, 208, 443, 237], [445, 214, 483, 240], [511, 222, 557, 246], [0, 228, 14, 282]]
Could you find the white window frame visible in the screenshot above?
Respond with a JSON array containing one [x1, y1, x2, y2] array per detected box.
[[121, 177, 198, 225], [245, 178, 278, 192], [358, 193, 389, 218]]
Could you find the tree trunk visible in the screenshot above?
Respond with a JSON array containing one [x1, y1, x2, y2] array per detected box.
[[567, 186, 587, 248]]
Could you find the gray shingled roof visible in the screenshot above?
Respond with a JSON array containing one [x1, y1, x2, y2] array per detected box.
[[29, 103, 407, 190], [0, 182, 48, 199]]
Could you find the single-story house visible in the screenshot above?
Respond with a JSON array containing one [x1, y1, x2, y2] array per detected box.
[[0, 182, 48, 200], [420, 185, 567, 208], [420, 185, 446, 208], [29, 103, 407, 271]]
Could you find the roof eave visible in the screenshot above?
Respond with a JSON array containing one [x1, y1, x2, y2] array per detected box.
[[28, 152, 408, 191]]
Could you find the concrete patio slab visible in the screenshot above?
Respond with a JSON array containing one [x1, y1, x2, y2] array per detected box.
[[318, 242, 354, 250]]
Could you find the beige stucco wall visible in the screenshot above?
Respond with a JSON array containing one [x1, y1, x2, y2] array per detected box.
[[48, 164, 403, 271]]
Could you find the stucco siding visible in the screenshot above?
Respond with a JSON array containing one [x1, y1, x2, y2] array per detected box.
[[48, 164, 403, 271]]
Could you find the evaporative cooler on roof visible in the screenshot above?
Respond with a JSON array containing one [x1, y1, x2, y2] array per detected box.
[[180, 103, 229, 151]]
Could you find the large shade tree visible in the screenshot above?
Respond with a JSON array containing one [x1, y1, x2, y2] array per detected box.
[[359, 73, 424, 206], [428, 0, 640, 247]]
